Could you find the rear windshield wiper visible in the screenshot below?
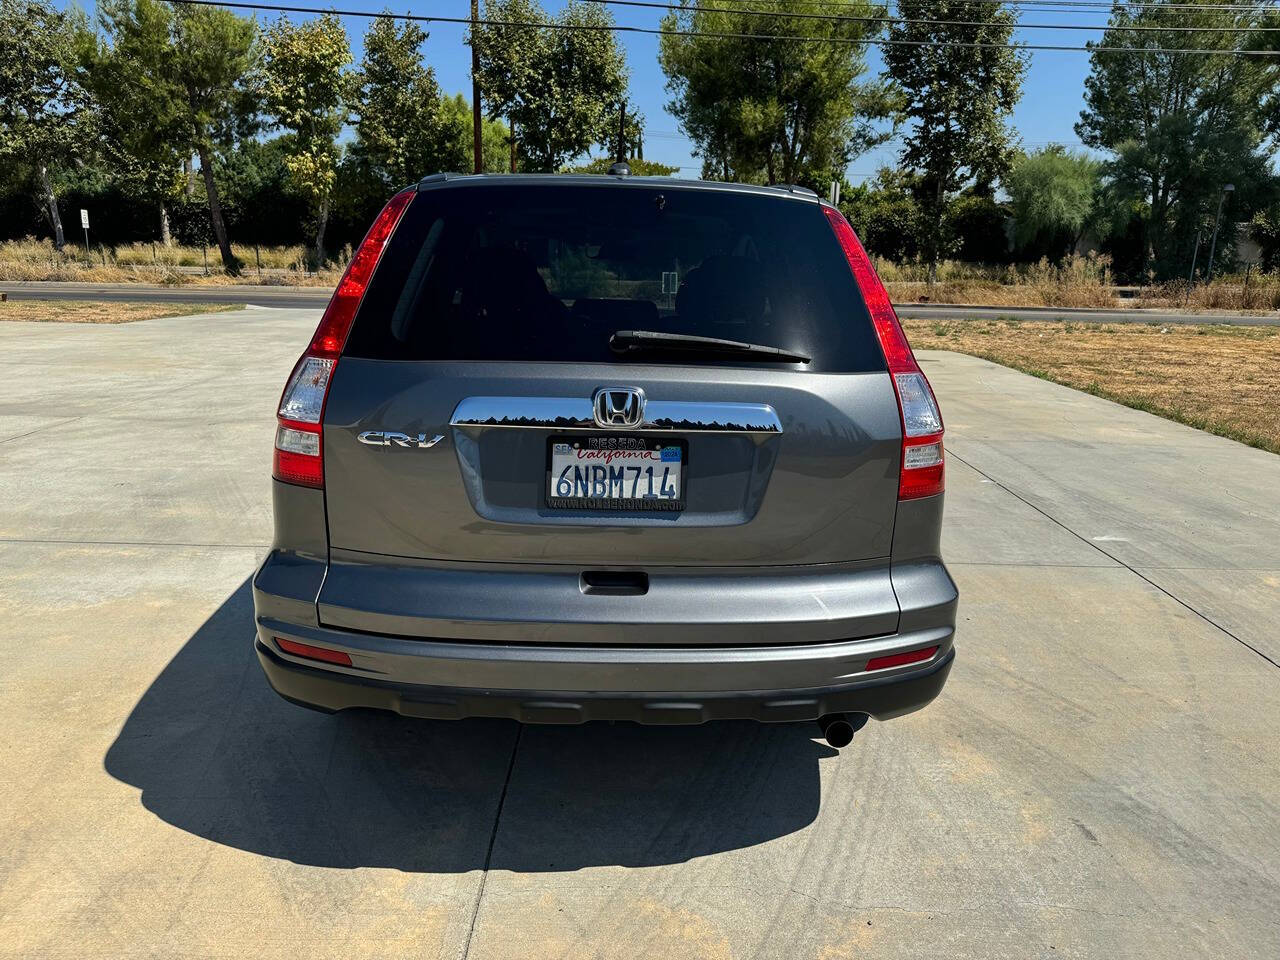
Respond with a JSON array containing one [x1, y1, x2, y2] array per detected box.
[[609, 329, 811, 364]]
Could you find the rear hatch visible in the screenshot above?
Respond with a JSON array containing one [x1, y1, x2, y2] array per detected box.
[[322, 180, 902, 568]]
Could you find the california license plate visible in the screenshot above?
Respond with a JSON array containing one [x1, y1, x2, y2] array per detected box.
[[547, 436, 686, 511]]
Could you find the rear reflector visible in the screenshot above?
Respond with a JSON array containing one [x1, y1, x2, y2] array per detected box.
[[865, 645, 939, 672], [823, 206, 945, 500], [275, 637, 353, 666], [272, 188, 414, 489]]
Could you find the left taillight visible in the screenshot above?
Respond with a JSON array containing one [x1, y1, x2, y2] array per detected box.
[[272, 188, 414, 488]]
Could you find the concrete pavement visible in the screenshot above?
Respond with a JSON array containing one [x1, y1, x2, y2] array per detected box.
[[4, 279, 1279, 325], [1, 308, 1278, 958]]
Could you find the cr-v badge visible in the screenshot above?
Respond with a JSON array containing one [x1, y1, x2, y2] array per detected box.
[[358, 431, 445, 448]]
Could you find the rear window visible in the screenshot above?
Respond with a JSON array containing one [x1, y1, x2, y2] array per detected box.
[[344, 182, 885, 373]]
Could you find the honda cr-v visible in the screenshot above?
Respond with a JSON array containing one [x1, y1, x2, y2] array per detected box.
[[253, 172, 957, 747]]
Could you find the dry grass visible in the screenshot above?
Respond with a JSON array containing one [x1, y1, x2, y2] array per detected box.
[[904, 315, 1280, 455], [880, 254, 1280, 312], [881, 254, 1119, 309], [0, 237, 343, 286], [0, 299, 244, 324]]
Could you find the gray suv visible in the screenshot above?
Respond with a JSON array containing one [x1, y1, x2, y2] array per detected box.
[[253, 173, 956, 748]]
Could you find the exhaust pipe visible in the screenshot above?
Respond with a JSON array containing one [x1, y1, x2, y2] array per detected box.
[[818, 712, 868, 748]]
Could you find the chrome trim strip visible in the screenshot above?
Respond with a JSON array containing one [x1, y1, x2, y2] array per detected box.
[[450, 396, 783, 435]]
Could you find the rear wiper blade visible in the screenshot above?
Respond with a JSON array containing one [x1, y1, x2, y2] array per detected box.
[[609, 329, 811, 364]]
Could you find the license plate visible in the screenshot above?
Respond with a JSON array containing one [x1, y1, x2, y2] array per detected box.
[[546, 436, 686, 511]]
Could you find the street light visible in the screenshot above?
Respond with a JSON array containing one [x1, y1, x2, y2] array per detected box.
[[1205, 183, 1236, 281]]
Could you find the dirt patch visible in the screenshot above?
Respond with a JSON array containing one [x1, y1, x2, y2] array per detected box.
[[0, 300, 244, 324], [904, 316, 1280, 455]]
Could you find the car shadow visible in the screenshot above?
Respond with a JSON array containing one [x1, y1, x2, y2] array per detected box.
[[105, 578, 833, 872]]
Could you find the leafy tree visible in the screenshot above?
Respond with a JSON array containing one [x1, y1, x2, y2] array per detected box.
[[1076, 1, 1280, 279], [659, 1, 895, 188], [351, 17, 456, 188], [1005, 145, 1102, 258], [215, 135, 311, 247], [883, 0, 1027, 281], [472, 0, 628, 172], [440, 93, 510, 173], [93, 1, 258, 270], [171, 3, 259, 271], [566, 156, 679, 177], [80, 0, 190, 246], [0, 0, 89, 248], [260, 13, 350, 262], [1251, 207, 1280, 272], [840, 168, 924, 262], [949, 190, 1010, 263]]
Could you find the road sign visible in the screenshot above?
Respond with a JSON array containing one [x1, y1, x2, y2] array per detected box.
[[80, 209, 89, 229]]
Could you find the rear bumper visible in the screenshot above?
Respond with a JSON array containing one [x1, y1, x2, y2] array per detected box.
[[253, 626, 954, 724]]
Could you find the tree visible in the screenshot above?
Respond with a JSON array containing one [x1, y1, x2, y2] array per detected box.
[[659, 1, 896, 188], [1076, 2, 1280, 279], [883, 0, 1027, 282], [171, 3, 259, 271], [94, 1, 257, 270], [1005, 145, 1102, 257], [352, 17, 453, 188], [841, 168, 925, 262], [80, 0, 189, 245], [0, 0, 88, 249], [566, 156, 679, 177], [440, 93, 509, 173], [260, 13, 350, 262], [472, 0, 628, 172]]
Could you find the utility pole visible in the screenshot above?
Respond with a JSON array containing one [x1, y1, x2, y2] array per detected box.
[[1205, 183, 1235, 281], [617, 101, 626, 164], [471, 0, 482, 173]]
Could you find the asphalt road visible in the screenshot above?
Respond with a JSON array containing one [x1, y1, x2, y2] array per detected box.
[[3, 279, 1279, 325], [2, 308, 1278, 958]]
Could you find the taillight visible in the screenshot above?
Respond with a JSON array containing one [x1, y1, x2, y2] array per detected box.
[[273, 188, 414, 488], [823, 206, 944, 500]]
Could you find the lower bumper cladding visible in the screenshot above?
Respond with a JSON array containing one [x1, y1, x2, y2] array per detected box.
[[255, 638, 954, 725]]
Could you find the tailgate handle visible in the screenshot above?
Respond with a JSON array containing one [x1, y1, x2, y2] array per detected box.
[[580, 571, 649, 596]]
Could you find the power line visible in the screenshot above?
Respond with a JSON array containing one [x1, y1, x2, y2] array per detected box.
[[697, 0, 1280, 12], [901, 0, 1279, 10], [165, 0, 1280, 55], [594, 0, 1280, 32]]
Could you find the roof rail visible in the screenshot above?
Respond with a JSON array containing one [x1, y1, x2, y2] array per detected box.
[[777, 183, 819, 198]]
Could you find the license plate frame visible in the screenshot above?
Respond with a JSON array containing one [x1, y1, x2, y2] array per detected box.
[[545, 435, 688, 512]]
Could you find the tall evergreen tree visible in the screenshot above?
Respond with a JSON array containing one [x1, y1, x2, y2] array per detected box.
[[352, 17, 453, 187], [883, 0, 1027, 281]]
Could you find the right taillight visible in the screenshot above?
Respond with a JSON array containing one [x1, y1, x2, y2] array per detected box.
[[823, 205, 945, 500], [272, 188, 414, 488]]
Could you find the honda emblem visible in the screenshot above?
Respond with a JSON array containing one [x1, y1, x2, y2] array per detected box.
[[592, 386, 646, 429]]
